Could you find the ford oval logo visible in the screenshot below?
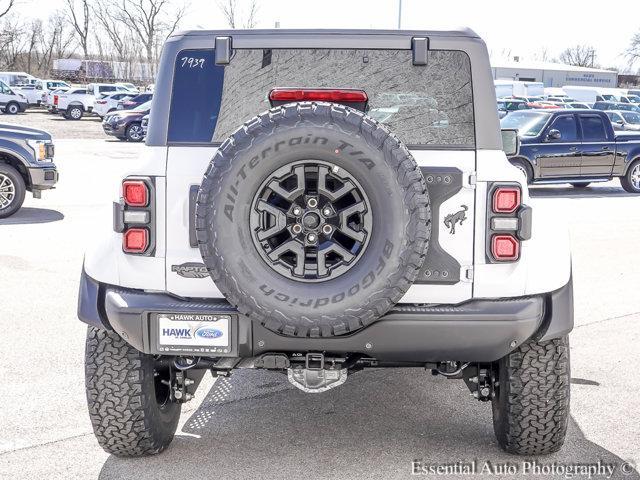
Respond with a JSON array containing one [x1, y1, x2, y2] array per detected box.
[[195, 327, 223, 339]]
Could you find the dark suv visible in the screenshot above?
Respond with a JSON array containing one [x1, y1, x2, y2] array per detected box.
[[102, 101, 151, 142]]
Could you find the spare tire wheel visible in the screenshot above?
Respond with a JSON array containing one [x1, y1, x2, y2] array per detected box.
[[196, 102, 431, 337]]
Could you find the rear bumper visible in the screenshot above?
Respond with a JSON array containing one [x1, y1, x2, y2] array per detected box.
[[78, 269, 573, 363]]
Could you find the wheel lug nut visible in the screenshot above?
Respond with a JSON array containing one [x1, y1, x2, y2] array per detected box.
[[322, 224, 333, 235], [307, 233, 317, 243], [292, 206, 302, 216], [307, 198, 318, 208], [322, 207, 332, 216], [292, 224, 303, 234]]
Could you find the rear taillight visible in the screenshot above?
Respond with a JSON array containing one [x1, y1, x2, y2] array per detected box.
[[491, 234, 520, 261], [269, 88, 368, 103], [123, 228, 149, 253], [53, 95, 58, 105], [116, 177, 155, 255], [487, 184, 527, 263], [122, 180, 148, 207], [492, 187, 521, 213]]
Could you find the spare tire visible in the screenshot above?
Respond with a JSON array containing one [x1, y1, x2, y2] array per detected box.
[[196, 102, 430, 337]]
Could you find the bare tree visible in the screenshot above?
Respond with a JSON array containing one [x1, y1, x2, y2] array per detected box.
[[558, 45, 598, 68], [627, 33, 640, 69], [0, 0, 14, 20], [114, 0, 186, 72], [64, 0, 92, 58], [217, 0, 259, 28]]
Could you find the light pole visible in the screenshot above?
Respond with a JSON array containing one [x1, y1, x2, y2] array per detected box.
[[398, 0, 402, 29]]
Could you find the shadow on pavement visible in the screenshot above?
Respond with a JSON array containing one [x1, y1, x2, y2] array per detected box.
[[529, 185, 637, 199], [98, 369, 639, 480], [0, 207, 64, 225]]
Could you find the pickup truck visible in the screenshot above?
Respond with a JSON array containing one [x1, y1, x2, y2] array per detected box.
[[0, 123, 58, 218], [57, 83, 133, 120], [502, 109, 640, 192]]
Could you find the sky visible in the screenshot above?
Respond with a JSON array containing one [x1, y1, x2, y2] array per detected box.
[[13, 0, 640, 72]]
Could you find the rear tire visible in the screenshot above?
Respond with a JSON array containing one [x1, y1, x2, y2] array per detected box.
[[0, 163, 26, 219], [85, 326, 181, 457], [67, 105, 83, 120], [510, 158, 533, 185], [492, 336, 570, 455], [620, 160, 640, 193]]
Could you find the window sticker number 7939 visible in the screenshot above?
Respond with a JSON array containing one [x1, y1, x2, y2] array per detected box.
[[180, 57, 205, 69]]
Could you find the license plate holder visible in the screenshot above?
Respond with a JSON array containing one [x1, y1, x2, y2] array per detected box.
[[151, 312, 238, 356]]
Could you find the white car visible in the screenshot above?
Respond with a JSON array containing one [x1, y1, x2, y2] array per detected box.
[[12, 84, 41, 106], [58, 83, 132, 120], [93, 92, 136, 119]]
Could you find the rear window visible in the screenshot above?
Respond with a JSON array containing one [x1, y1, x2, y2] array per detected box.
[[168, 48, 475, 147], [580, 115, 608, 141]]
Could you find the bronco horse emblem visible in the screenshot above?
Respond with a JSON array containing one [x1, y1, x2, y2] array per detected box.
[[443, 205, 468, 234]]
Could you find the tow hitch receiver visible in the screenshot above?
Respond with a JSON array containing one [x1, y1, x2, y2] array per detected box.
[[287, 353, 347, 393]]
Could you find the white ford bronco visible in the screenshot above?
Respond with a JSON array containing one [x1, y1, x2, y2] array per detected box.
[[78, 28, 573, 457]]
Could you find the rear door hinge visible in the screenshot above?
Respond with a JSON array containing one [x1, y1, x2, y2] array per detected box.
[[463, 266, 474, 282]]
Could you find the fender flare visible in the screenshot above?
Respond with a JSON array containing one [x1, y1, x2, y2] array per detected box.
[[622, 155, 640, 176]]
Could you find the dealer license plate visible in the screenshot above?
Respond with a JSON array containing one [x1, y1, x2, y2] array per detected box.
[[156, 313, 231, 354]]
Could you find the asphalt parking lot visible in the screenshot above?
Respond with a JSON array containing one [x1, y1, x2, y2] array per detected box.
[[1, 134, 640, 479]]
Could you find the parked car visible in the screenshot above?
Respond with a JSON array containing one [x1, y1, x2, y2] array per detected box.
[[527, 101, 561, 109], [43, 87, 70, 114], [568, 102, 591, 109], [116, 93, 153, 110], [0, 80, 28, 114], [592, 101, 640, 113], [93, 92, 136, 119], [58, 83, 133, 120], [13, 84, 42, 106], [496, 98, 529, 118], [502, 109, 640, 191], [80, 28, 574, 458], [141, 113, 149, 136], [546, 96, 575, 103], [36, 79, 70, 92], [116, 82, 138, 92], [605, 111, 640, 132], [0, 123, 58, 218], [102, 100, 150, 141]]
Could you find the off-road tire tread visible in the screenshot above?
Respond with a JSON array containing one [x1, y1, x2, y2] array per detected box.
[[493, 336, 570, 455], [196, 102, 430, 338], [85, 326, 180, 457]]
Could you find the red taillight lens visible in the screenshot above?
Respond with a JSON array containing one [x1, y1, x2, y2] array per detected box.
[[122, 180, 148, 207], [123, 228, 149, 253], [53, 95, 58, 105], [492, 187, 521, 214], [491, 234, 520, 261], [269, 88, 368, 103]]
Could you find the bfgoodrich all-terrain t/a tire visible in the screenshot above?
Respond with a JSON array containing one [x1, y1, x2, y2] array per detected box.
[[492, 336, 570, 455], [196, 102, 431, 338], [85, 327, 181, 457]]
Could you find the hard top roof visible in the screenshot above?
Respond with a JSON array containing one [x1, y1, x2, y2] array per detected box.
[[170, 27, 479, 39]]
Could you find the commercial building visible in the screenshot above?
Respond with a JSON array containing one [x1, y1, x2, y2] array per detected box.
[[491, 60, 618, 88]]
